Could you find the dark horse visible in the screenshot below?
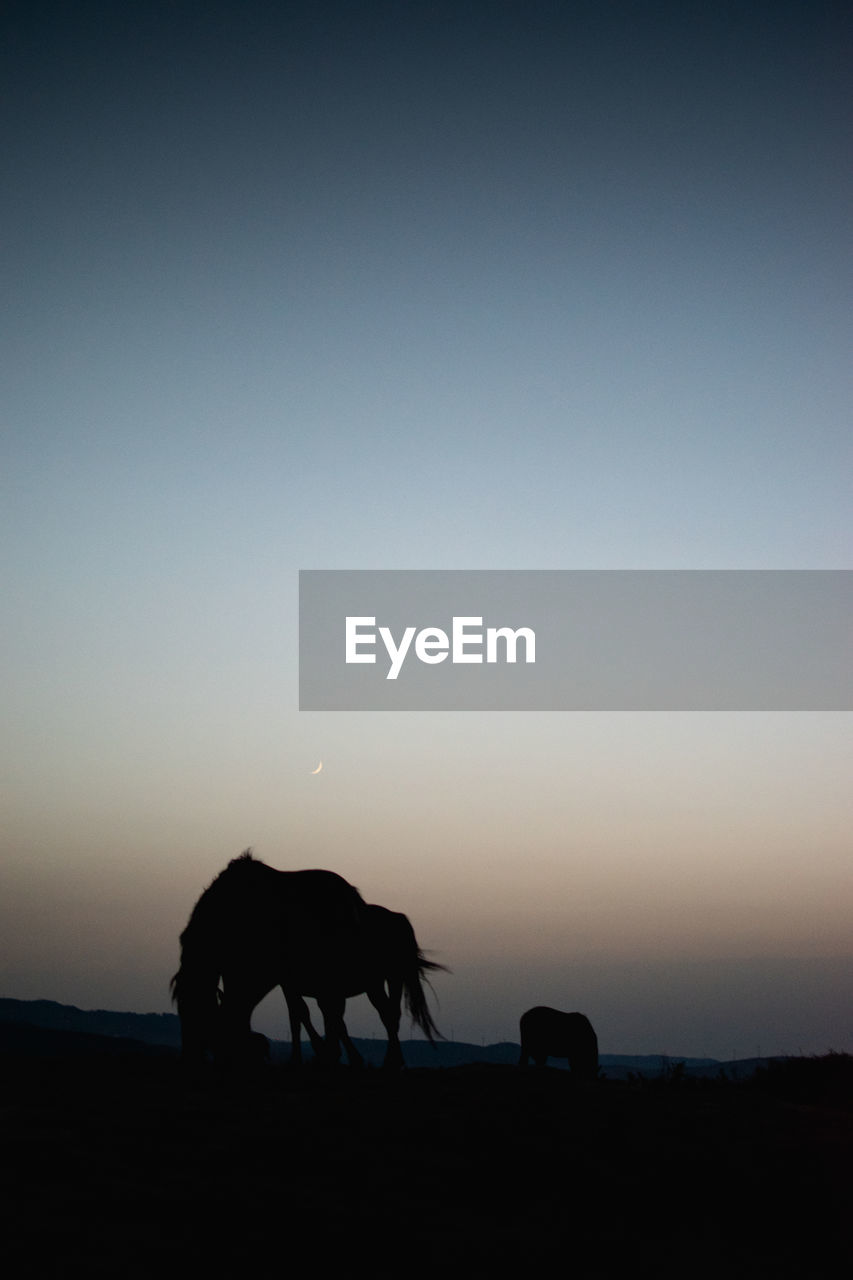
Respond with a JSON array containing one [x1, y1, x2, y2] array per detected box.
[[286, 903, 445, 1069], [518, 1006, 599, 1081], [171, 851, 443, 1069]]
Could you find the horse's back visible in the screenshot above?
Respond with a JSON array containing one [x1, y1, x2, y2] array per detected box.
[[180, 855, 366, 981], [222, 856, 361, 898], [218, 859, 364, 925], [520, 1005, 563, 1037], [278, 867, 364, 907], [364, 904, 413, 950], [520, 1006, 591, 1054]]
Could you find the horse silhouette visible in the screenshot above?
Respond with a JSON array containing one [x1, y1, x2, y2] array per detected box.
[[283, 903, 446, 1069], [171, 851, 444, 1069], [171, 851, 366, 1066], [518, 1006, 599, 1080]]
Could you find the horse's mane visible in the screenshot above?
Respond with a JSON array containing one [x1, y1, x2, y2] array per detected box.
[[177, 849, 256, 947]]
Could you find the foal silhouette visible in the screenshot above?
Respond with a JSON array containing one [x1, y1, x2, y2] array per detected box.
[[284, 903, 445, 1069], [171, 851, 444, 1069], [518, 1006, 599, 1081]]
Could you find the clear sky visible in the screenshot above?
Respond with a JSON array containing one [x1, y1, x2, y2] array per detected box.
[[2, 0, 851, 1058]]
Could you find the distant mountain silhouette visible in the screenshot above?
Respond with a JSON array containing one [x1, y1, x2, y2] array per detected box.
[[0, 997, 183, 1047], [0, 1017, 177, 1058], [0, 997, 773, 1076]]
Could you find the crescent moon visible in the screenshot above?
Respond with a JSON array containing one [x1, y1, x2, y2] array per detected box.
[[310, 761, 323, 774]]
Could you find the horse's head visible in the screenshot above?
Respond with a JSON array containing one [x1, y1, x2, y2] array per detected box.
[[171, 966, 222, 1065]]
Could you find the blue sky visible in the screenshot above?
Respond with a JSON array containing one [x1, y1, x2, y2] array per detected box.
[[2, 1, 851, 1056]]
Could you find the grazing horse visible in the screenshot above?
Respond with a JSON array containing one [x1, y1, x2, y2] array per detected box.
[[518, 1006, 599, 1081], [285, 903, 446, 1069], [171, 851, 444, 1069], [171, 851, 367, 1068]]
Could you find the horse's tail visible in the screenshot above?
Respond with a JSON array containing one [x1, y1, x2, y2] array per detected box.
[[402, 954, 448, 1045], [396, 916, 449, 1045]]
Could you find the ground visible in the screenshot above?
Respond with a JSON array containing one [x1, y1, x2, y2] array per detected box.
[[2, 1054, 850, 1275]]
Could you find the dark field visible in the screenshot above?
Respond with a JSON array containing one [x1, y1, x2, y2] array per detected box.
[[3, 1053, 851, 1276]]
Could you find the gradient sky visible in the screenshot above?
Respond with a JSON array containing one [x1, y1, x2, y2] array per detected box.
[[2, 0, 851, 1058]]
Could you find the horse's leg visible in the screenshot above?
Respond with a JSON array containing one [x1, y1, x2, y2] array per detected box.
[[288, 993, 302, 1067], [282, 989, 326, 1065], [368, 978, 404, 1070], [299, 994, 327, 1061], [284, 991, 303, 1067], [333, 1002, 364, 1069], [316, 993, 351, 1067]]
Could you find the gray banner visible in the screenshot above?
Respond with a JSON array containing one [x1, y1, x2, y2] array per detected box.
[[298, 570, 852, 710]]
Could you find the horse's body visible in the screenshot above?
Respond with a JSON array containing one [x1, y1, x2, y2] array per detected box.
[[518, 1006, 599, 1080], [286, 903, 444, 1069], [171, 852, 443, 1069]]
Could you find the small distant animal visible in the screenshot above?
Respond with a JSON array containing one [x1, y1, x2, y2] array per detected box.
[[518, 1006, 599, 1081]]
